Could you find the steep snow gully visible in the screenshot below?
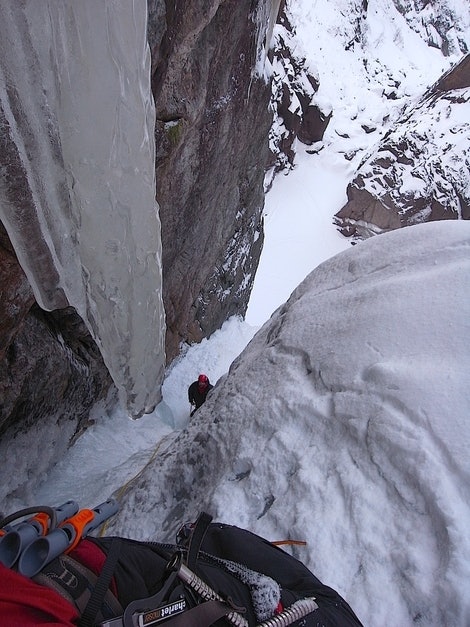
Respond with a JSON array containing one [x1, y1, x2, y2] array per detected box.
[[102, 221, 470, 627]]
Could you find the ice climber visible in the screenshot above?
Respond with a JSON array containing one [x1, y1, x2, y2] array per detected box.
[[188, 373, 213, 415]]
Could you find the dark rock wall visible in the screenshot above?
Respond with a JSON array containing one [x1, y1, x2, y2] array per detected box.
[[431, 52, 470, 92], [0, 223, 114, 442], [0, 303, 114, 439], [0, 223, 35, 364], [149, 0, 274, 360]]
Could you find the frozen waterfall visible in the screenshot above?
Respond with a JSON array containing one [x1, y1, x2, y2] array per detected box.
[[0, 1, 165, 417]]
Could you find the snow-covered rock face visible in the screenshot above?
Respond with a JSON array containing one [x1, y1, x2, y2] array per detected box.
[[335, 53, 470, 238], [277, 0, 470, 240], [266, 8, 328, 182], [107, 221, 470, 626], [391, 0, 470, 57]]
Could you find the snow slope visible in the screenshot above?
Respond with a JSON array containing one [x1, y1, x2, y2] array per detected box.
[[104, 221, 470, 626]]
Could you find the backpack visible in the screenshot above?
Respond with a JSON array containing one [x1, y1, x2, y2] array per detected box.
[[2, 511, 364, 626]]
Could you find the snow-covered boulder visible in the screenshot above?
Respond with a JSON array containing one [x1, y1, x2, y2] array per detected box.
[[108, 221, 470, 626]]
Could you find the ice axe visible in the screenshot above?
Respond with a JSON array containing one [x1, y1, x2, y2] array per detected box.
[[18, 498, 119, 577], [0, 500, 78, 568]]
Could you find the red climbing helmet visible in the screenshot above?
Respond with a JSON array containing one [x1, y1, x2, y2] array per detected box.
[[198, 374, 209, 388]]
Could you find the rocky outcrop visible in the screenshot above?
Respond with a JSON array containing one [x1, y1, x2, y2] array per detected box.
[[0, 303, 114, 438], [149, 0, 277, 360], [150, 0, 326, 357], [335, 53, 470, 239], [0, 224, 34, 364], [0, 219, 115, 441], [266, 5, 330, 182]]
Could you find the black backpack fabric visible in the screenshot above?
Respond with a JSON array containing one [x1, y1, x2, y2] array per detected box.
[[85, 513, 363, 626], [196, 522, 362, 626]]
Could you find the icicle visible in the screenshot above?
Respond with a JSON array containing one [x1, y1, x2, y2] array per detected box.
[[0, 0, 165, 418]]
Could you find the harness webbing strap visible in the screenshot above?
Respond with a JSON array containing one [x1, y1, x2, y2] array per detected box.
[[33, 553, 122, 621], [187, 511, 212, 572], [79, 537, 122, 627], [33, 555, 93, 609]]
